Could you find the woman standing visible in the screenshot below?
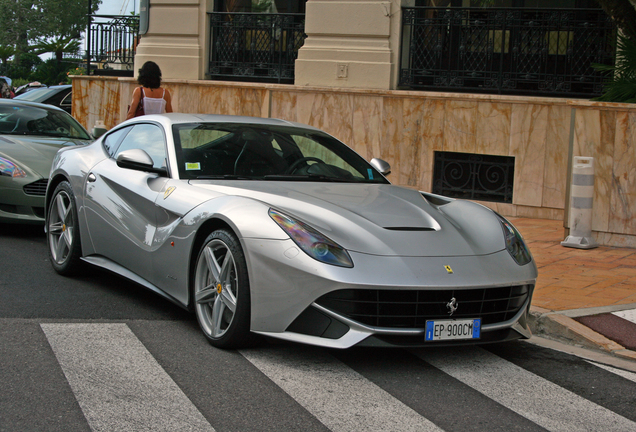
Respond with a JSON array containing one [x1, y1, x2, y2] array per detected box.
[[126, 61, 173, 120]]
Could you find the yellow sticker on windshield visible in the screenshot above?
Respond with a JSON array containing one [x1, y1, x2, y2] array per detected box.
[[185, 162, 201, 171]]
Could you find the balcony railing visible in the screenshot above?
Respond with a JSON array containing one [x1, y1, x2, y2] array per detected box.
[[399, 7, 617, 97], [88, 14, 139, 74], [208, 12, 306, 84]]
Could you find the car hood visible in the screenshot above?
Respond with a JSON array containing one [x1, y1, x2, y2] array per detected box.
[[0, 135, 89, 177], [193, 181, 507, 257]]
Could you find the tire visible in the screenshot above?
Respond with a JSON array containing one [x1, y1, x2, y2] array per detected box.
[[193, 229, 253, 349], [47, 181, 83, 275]]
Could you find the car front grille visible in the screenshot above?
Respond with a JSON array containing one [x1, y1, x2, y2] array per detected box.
[[315, 285, 532, 328], [23, 179, 48, 196]]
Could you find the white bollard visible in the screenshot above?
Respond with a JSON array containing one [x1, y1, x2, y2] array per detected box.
[[561, 156, 598, 249]]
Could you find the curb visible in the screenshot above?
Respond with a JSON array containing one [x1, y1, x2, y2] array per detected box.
[[529, 307, 636, 362]]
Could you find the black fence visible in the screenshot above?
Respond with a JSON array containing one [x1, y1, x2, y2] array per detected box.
[[87, 14, 139, 75], [208, 12, 306, 84], [399, 7, 617, 97]]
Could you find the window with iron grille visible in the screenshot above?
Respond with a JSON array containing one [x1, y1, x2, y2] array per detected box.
[[433, 151, 515, 203], [209, 0, 307, 83], [400, 3, 616, 97]]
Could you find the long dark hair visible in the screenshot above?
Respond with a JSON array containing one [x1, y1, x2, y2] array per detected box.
[[137, 61, 162, 89]]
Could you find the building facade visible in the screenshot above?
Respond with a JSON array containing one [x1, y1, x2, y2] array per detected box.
[[74, 0, 636, 247]]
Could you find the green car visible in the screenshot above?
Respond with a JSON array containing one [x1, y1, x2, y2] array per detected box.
[[0, 99, 92, 224]]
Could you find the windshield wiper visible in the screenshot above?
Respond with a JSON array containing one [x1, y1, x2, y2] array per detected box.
[[196, 174, 254, 180], [262, 174, 351, 182]]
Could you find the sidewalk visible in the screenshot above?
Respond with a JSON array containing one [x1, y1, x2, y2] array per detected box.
[[510, 217, 636, 362]]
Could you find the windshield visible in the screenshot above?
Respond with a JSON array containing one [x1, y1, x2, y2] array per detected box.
[[172, 123, 389, 183], [0, 104, 91, 140]]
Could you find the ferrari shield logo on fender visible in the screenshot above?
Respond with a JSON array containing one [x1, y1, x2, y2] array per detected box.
[[446, 297, 458, 316], [164, 186, 176, 200], [444, 265, 453, 274]]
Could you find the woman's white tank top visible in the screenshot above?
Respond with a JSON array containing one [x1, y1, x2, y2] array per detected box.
[[142, 88, 167, 114]]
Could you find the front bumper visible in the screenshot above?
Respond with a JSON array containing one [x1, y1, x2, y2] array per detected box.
[[244, 238, 537, 349], [0, 177, 47, 223]]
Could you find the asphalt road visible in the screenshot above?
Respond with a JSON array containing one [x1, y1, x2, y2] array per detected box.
[[2, 223, 636, 432]]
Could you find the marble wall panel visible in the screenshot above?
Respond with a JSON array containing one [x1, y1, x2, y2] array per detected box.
[[72, 76, 636, 246], [610, 111, 636, 235], [78, 78, 121, 131], [510, 104, 548, 208], [401, 98, 445, 191], [380, 97, 403, 176], [542, 105, 571, 209], [351, 95, 383, 161], [474, 102, 512, 156], [443, 100, 477, 153], [270, 91, 299, 122]]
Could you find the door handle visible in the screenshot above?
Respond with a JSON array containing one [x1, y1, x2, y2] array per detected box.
[[87, 173, 96, 182]]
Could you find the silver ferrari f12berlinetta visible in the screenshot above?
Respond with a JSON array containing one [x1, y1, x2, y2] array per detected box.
[[45, 113, 537, 349]]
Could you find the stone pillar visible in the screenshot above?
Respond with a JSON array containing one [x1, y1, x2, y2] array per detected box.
[[295, 0, 403, 90], [133, 0, 213, 80]]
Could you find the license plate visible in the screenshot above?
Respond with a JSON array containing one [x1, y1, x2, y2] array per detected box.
[[425, 318, 481, 341]]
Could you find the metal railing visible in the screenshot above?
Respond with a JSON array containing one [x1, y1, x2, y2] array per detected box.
[[208, 12, 306, 84], [88, 14, 139, 73], [399, 7, 617, 97]]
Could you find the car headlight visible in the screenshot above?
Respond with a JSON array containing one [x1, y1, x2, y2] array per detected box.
[[0, 156, 27, 178], [269, 208, 353, 268], [496, 213, 532, 266]]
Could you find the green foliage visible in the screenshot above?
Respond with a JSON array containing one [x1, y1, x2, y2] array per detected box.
[[10, 78, 31, 88], [32, 36, 81, 62], [0, 0, 101, 73], [594, 0, 636, 41], [3, 52, 42, 80], [594, 33, 636, 103], [30, 58, 79, 85]]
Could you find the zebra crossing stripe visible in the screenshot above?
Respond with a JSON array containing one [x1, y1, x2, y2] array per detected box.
[[413, 346, 636, 432], [41, 323, 215, 432], [240, 346, 444, 432]]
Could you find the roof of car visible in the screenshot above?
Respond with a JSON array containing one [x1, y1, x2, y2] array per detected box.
[[0, 98, 68, 113]]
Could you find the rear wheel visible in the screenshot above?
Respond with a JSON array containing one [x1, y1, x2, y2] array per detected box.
[[193, 229, 253, 348], [47, 181, 82, 275]]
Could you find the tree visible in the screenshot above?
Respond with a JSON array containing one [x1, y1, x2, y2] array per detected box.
[[593, 0, 636, 102], [0, 0, 101, 74], [594, 0, 636, 40], [32, 36, 81, 63]]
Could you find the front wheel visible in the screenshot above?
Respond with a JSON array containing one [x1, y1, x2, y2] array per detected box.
[[47, 181, 82, 275], [193, 229, 253, 349]]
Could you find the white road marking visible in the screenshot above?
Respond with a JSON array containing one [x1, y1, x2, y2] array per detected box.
[[612, 308, 636, 324], [240, 346, 444, 432], [413, 347, 636, 432], [41, 323, 214, 432], [589, 361, 636, 384]]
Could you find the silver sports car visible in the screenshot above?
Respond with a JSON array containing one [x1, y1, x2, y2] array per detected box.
[[45, 113, 538, 349], [0, 99, 92, 224]]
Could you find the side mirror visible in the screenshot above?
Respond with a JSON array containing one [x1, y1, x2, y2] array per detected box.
[[370, 158, 391, 176], [116, 149, 168, 176]]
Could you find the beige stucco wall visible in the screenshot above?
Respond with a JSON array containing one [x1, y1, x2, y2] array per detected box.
[[72, 76, 636, 248], [133, 0, 213, 80]]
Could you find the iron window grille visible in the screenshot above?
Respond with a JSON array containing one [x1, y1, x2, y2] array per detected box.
[[399, 7, 617, 97], [208, 12, 306, 84], [433, 151, 515, 203]]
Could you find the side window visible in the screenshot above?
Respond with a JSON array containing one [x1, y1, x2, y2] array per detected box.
[[115, 123, 167, 169], [103, 127, 132, 157]]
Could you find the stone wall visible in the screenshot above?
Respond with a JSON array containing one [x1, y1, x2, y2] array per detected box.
[[71, 76, 636, 247]]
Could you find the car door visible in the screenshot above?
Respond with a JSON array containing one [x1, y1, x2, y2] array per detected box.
[[83, 122, 170, 281]]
